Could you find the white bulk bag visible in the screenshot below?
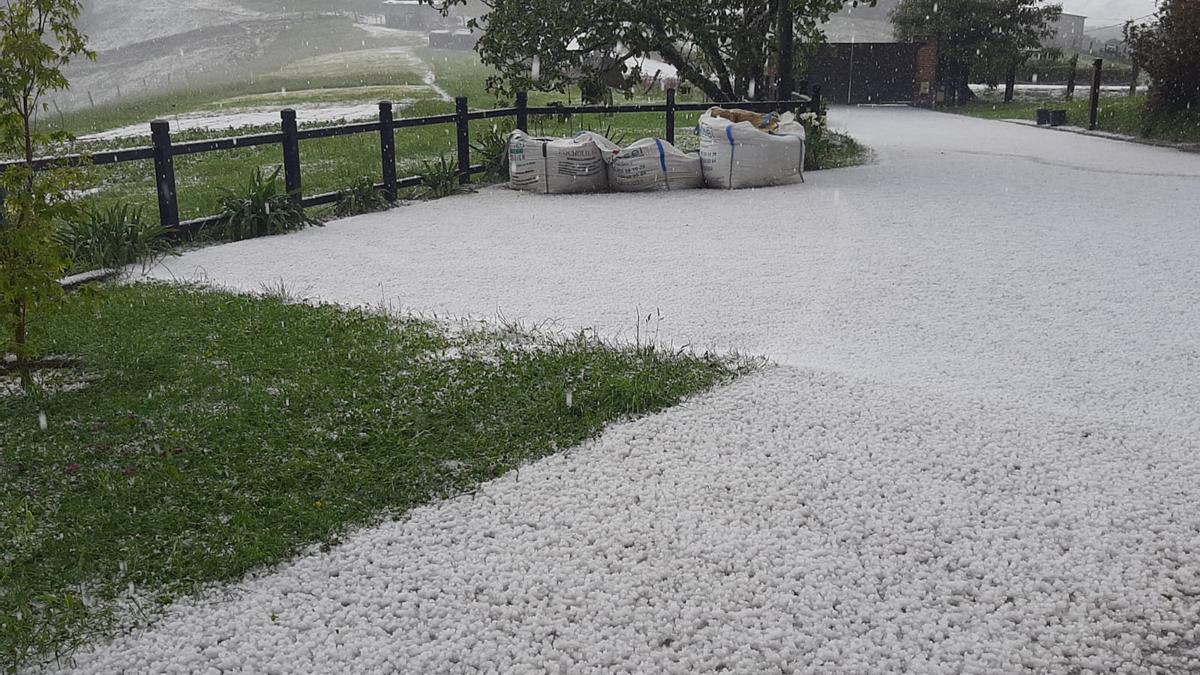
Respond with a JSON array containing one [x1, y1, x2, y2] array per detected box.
[[775, 112, 808, 176], [573, 130, 623, 158], [698, 112, 806, 189], [607, 138, 703, 192], [507, 130, 609, 194]]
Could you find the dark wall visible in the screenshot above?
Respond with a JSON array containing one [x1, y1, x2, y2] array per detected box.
[[807, 43, 921, 104]]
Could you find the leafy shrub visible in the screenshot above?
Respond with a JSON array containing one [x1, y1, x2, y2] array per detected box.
[[799, 111, 829, 169], [471, 119, 515, 180], [800, 111, 868, 171], [335, 176, 390, 217], [411, 156, 470, 200], [216, 166, 318, 241], [1127, 0, 1200, 112], [57, 202, 173, 272]]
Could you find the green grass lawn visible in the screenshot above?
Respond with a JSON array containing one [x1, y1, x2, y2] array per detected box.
[[948, 96, 1200, 144], [0, 283, 739, 671]]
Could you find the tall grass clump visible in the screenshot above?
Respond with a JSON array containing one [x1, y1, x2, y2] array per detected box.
[[471, 120, 514, 180], [411, 155, 470, 200], [335, 176, 391, 217], [57, 203, 173, 272], [215, 167, 318, 241]]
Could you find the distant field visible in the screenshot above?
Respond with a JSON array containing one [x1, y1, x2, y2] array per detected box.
[[46, 16, 434, 138]]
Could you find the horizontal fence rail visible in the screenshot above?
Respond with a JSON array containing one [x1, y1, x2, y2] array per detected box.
[[1, 88, 822, 234]]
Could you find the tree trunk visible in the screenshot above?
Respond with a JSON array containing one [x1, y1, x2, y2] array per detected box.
[[777, 0, 795, 100], [14, 301, 30, 388], [658, 41, 733, 102], [956, 66, 976, 104], [15, 108, 34, 387]]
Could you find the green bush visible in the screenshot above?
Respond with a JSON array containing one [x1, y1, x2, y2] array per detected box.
[[1127, 0, 1200, 112], [57, 203, 173, 272], [215, 166, 319, 241], [470, 120, 515, 180], [334, 176, 391, 218], [411, 155, 470, 200], [801, 111, 869, 171]]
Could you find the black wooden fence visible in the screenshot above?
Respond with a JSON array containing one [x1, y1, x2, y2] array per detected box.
[[1, 89, 821, 234]]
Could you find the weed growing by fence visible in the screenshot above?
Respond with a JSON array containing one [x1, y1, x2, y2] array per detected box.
[[470, 119, 515, 180], [57, 203, 174, 273], [215, 167, 319, 241], [412, 156, 470, 200], [334, 176, 391, 218]]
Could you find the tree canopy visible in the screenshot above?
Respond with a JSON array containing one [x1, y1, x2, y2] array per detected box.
[[1126, 0, 1200, 112], [892, 0, 1061, 101], [425, 0, 851, 102]]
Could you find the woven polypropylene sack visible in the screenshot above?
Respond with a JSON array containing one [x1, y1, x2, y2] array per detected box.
[[698, 113, 804, 189], [508, 130, 609, 193], [607, 137, 703, 192]]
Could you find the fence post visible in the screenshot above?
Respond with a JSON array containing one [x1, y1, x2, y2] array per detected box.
[[665, 88, 677, 145], [280, 109, 302, 205], [1129, 60, 1140, 97], [812, 84, 824, 117], [1066, 54, 1079, 100], [1088, 59, 1103, 130], [515, 91, 528, 133], [1004, 64, 1016, 103], [378, 101, 398, 201], [455, 96, 471, 185], [150, 120, 180, 230]]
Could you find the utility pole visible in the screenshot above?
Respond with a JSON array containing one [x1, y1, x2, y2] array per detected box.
[[777, 0, 795, 100]]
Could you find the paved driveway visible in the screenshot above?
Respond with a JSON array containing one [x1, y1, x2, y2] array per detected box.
[[62, 107, 1200, 673]]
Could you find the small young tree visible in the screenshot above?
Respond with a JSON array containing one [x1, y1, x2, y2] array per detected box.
[[1126, 0, 1200, 113], [0, 0, 92, 387], [892, 0, 1061, 104]]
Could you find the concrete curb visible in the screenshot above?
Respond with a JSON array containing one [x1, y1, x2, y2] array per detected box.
[[61, 268, 121, 290]]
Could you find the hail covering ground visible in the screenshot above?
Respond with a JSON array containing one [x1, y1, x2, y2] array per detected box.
[[45, 108, 1200, 673]]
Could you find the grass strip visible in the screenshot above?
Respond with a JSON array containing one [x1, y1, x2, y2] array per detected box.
[[1, 283, 739, 671], [947, 96, 1200, 144]]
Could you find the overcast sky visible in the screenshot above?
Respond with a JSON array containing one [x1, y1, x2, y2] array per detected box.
[[1060, 0, 1158, 25]]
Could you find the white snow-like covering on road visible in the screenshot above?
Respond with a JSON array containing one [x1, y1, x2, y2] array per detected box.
[[46, 107, 1200, 673], [80, 102, 405, 142]]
